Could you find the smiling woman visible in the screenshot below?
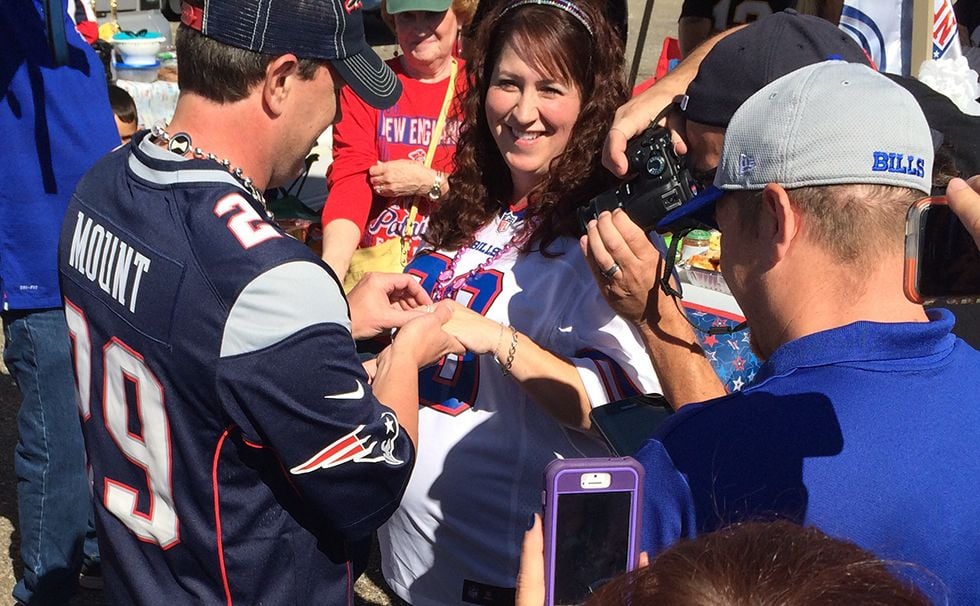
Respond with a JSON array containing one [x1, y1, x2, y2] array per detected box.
[[376, 1, 664, 605], [485, 44, 583, 201]]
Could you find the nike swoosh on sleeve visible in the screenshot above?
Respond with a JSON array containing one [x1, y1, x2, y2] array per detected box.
[[324, 380, 365, 400]]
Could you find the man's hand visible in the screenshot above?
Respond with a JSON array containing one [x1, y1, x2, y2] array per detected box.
[[388, 301, 465, 369], [368, 159, 436, 198], [371, 301, 463, 447], [582, 210, 725, 408], [581, 210, 663, 325], [947, 176, 980, 248], [603, 91, 688, 178], [602, 25, 744, 177], [347, 272, 432, 340]]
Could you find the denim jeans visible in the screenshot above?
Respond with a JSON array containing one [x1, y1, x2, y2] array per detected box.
[[2, 308, 96, 605]]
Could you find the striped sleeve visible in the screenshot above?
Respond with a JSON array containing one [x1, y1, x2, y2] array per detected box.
[[215, 260, 413, 539], [562, 270, 663, 408]]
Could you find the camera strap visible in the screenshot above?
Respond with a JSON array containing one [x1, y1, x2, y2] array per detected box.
[[637, 102, 746, 336], [658, 227, 748, 336]]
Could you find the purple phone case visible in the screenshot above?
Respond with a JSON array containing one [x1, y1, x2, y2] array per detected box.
[[542, 457, 644, 606]]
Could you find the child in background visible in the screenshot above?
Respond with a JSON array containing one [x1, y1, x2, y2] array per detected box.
[[107, 84, 137, 143]]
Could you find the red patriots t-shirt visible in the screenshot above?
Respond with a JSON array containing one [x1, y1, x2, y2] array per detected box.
[[322, 57, 466, 258]]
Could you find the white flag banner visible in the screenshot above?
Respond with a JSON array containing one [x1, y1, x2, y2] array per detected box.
[[840, 0, 963, 76]]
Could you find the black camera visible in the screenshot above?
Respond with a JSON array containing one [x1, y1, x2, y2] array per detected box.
[[578, 126, 697, 233]]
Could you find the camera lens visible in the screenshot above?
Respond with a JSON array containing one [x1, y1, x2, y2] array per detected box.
[[646, 155, 666, 176]]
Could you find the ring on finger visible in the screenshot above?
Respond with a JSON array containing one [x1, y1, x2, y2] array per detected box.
[[600, 262, 621, 280]]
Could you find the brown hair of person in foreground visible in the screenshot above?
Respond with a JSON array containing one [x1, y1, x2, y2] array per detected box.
[[587, 521, 933, 606]]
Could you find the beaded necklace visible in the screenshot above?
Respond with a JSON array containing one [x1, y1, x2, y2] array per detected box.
[[432, 210, 525, 301], [150, 125, 269, 216]]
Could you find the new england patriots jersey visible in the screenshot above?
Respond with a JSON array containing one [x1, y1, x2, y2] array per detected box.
[[58, 131, 414, 605]]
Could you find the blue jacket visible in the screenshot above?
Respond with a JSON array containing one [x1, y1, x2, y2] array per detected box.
[[638, 309, 980, 604], [1, 0, 118, 310]]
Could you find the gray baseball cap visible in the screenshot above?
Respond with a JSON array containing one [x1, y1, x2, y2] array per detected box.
[[658, 61, 933, 231]]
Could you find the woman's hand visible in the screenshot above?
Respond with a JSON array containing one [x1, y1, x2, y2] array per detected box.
[[441, 299, 505, 356], [515, 513, 650, 606], [390, 302, 465, 369], [515, 514, 545, 606], [369, 159, 438, 198], [581, 209, 663, 325]]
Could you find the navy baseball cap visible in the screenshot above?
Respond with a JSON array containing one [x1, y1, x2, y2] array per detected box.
[[659, 62, 932, 232], [180, 0, 401, 109], [682, 9, 872, 128]]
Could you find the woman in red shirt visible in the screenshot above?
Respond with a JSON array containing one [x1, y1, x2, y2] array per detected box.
[[320, 0, 476, 286]]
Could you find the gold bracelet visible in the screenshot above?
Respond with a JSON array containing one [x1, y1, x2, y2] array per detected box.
[[494, 325, 518, 376]]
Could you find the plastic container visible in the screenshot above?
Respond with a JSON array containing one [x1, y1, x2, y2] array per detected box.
[[686, 266, 732, 296], [680, 229, 712, 263], [113, 60, 160, 83], [100, 9, 174, 48], [111, 32, 164, 67]]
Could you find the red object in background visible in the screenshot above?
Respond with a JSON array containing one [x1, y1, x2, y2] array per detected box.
[[632, 37, 682, 96], [76, 21, 99, 45]]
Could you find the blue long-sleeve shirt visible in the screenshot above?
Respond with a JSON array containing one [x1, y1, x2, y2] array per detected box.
[[1, 0, 118, 310], [637, 309, 980, 604]]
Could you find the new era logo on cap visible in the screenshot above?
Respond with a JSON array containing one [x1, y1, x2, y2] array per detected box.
[[738, 154, 756, 175]]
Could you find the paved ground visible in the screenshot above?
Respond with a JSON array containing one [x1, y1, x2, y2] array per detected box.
[[0, 1, 682, 603]]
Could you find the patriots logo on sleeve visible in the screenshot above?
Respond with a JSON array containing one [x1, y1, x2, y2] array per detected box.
[[289, 412, 404, 474]]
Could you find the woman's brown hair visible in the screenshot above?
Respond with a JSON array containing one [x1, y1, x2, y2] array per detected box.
[[424, 0, 628, 253]]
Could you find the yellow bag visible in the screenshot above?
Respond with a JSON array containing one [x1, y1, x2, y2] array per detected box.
[[341, 59, 458, 293], [343, 235, 406, 292]]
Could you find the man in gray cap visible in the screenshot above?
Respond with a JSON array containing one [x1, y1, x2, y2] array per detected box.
[[594, 61, 980, 603], [56, 0, 463, 603]]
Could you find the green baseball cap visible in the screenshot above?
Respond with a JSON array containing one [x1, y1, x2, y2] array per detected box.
[[385, 0, 452, 13]]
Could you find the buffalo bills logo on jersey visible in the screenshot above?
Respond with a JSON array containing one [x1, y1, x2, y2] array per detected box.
[[344, 0, 363, 13], [290, 412, 403, 474]]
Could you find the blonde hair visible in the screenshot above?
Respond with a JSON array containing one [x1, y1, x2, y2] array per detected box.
[[731, 184, 920, 263]]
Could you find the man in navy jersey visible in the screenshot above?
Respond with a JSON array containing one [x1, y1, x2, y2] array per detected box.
[[56, 0, 462, 603]]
